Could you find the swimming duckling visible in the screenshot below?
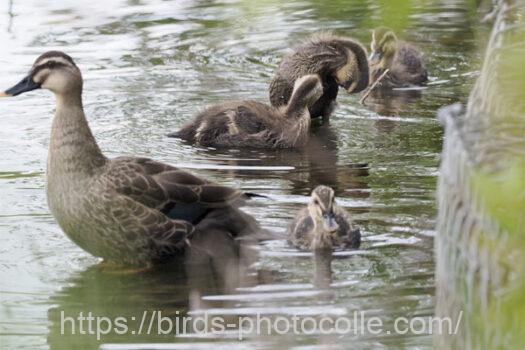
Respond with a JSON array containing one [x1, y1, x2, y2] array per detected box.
[[170, 74, 323, 149], [369, 27, 428, 88], [269, 33, 369, 122], [287, 186, 360, 250], [1, 51, 263, 268]]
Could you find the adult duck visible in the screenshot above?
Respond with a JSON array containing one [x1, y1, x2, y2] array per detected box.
[[1, 51, 262, 267]]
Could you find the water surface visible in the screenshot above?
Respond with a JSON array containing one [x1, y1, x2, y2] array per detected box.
[[0, 0, 484, 349]]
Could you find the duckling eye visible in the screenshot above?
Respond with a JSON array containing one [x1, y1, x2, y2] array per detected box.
[[314, 200, 319, 205]]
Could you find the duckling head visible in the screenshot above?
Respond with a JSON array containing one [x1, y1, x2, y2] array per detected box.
[[331, 41, 370, 93], [370, 27, 398, 68], [1, 51, 82, 98], [308, 185, 339, 234], [300, 34, 369, 94]]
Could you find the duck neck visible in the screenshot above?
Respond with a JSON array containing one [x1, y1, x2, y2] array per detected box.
[[285, 93, 311, 120], [48, 91, 106, 178], [382, 52, 395, 70]]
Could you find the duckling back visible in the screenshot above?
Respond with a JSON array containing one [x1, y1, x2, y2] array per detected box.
[[171, 101, 285, 148], [171, 75, 323, 149], [394, 43, 428, 84]]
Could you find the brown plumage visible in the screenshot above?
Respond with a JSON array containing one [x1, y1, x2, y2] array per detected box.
[[287, 186, 360, 250], [1, 51, 263, 267], [170, 74, 323, 149], [269, 33, 369, 122], [369, 27, 428, 88]]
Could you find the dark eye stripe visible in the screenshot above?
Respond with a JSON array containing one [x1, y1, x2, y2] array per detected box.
[[32, 61, 69, 76]]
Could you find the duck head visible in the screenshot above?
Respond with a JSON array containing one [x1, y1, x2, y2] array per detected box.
[[308, 185, 339, 234], [331, 40, 370, 93], [1, 51, 82, 98], [370, 27, 398, 68]]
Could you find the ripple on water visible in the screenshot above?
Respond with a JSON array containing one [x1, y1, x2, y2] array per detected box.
[[0, 0, 483, 348]]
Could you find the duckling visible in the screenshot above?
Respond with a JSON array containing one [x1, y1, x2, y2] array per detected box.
[[369, 27, 428, 88], [1, 51, 263, 268], [170, 74, 323, 149], [269, 33, 370, 122], [287, 186, 360, 250]]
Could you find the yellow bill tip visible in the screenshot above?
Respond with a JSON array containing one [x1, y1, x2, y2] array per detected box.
[[0, 91, 11, 98]]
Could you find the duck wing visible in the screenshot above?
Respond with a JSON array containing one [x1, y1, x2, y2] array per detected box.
[[107, 157, 248, 224]]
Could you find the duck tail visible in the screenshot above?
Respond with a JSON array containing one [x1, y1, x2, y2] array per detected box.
[[167, 126, 194, 141]]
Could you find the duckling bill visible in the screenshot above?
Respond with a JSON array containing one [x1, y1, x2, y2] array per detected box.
[[287, 186, 360, 250], [368, 27, 428, 88], [2, 51, 264, 267], [170, 74, 323, 149], [269, 33, 369, 122]]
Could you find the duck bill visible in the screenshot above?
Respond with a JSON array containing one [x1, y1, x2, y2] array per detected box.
[[2, 75, 41, 97], [322, 214, 339, 233]]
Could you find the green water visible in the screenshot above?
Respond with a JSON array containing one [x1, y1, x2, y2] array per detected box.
[[0, 0, 485, 349]]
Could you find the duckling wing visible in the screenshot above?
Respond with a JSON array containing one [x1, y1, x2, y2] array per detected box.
[[107, 157, 247, 223], [334, 213, 360, 248], [287, 209, 314, 248]]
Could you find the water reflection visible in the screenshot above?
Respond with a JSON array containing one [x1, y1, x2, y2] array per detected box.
[[47, 240, 266, 349], [47, 263, 188, 349], [189, 124, 371, 198], [312, 250, 333, 288], [365, 88, 424, 117]]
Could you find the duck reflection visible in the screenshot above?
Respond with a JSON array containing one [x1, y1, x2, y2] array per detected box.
[[46, 238, 265, 349], [192, 124, 370, 198], [366, 88, 423, 117], [304, 124, 369, 197], [313, 249, 333, 289]]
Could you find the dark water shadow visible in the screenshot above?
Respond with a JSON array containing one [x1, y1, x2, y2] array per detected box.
[[312, 249, 333, 289], [365, 88, 423, 118], [191, 124, 370, 198], [46, 239, 275, 349]]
